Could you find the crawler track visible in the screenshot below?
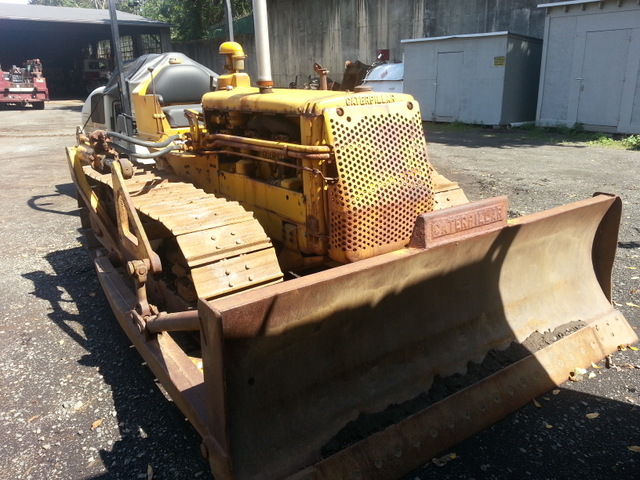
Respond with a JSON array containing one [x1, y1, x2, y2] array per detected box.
[[82, 164, 283, 303]]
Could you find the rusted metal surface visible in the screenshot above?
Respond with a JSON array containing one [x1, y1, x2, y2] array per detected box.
[[93, 255, 208, 439], [110, 161, 162, 274], [314, 62, 329, 90], [66, 147, 123, 261], [590, 192, 621, 301], [335, 60, 371, 91], [409, 196, 508, 248], [196, 193, 635, 480], [145, 310, 200, 333], [83, 130, 127, 176], [65, 22, 636, 480], [291, 311, 635, 480]]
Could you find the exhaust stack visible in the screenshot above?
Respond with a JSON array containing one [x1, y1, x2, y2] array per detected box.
[[252, 0, 273, 93]]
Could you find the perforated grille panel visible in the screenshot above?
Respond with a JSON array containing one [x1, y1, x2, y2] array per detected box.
[[324, 101, 434, 263]]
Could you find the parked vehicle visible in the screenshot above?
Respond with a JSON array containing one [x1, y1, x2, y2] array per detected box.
[[0, 59, 49, 109]]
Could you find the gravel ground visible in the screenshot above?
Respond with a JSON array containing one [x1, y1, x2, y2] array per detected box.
[[405, 125, 640, 480], [0, 101, 638, 480]]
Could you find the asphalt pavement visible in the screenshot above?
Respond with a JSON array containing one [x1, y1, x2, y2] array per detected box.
[[0, 101, 638, 480]]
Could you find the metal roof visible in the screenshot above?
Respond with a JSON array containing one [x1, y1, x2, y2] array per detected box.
[[402, 31, 510, 44], [0, 2, 169, 27], [538, 0, 613, 8], [401, 31, 541, 44]]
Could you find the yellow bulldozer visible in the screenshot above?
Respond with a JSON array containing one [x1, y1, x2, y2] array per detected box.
[[66, 4, 636, 479]]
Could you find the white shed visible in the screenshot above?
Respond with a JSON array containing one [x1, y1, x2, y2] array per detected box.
[[536, 0, 640, 134], [402, 32, 542, 125]]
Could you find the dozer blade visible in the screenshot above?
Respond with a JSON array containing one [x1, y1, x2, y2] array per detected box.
[[195, 194, 636, 480], [89, 194, 636, 480]]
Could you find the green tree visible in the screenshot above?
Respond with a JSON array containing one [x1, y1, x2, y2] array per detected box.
[[29, 0, 253, 42], [139, 0, 252, 41]]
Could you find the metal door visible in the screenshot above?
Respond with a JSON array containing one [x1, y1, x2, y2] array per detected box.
[[576, 29, 631, 127], [434, 51, 463, 120]]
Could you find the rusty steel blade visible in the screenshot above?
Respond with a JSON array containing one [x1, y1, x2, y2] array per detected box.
[[196, 194, 635, 480]]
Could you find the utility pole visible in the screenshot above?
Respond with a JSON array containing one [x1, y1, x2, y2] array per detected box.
[[108, 0, 132, 134], [225, 0, 234, 41]]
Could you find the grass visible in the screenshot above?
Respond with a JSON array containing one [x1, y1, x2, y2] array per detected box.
[[554, 129, 640, 150]]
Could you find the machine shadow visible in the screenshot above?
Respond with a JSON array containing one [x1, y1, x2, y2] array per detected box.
[[27, 183, 78, 216], [56, 102, 84, 113], [23, 245, 212, 479], [618, 240, 640, 249], [424, 122, 591, 150], [54, 104, 83, 112]]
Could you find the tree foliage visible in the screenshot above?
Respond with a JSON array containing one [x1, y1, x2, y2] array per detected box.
[[139, 0, 253, 41], [29, 0, 253, 41]]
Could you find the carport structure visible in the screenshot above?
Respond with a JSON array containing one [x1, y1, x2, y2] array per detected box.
[[0, 3, 170, 97]]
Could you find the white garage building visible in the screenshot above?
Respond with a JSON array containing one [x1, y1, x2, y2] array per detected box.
[[536, 0, 640, 133]]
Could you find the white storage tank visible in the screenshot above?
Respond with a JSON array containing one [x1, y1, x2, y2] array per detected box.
[[360, 63, 404, 93], [402, 32, 542, 125]]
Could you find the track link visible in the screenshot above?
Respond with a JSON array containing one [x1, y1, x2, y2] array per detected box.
[[83, 165, 283, 302]]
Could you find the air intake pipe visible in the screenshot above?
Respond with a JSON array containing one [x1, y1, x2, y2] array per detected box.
[[252, 0, 273, 93]]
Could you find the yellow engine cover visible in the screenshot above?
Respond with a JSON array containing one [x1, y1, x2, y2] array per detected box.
[[202, 87, 436, 264]]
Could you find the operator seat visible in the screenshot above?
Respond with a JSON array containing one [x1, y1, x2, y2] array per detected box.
[[148, 64, 212, 128]]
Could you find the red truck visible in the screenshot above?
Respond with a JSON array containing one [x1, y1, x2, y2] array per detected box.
[[0, 59, 49, 109]]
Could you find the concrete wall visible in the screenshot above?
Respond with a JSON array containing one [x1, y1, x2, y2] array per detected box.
[[266, 0, 550, 87], [174, 0, 554, 88]]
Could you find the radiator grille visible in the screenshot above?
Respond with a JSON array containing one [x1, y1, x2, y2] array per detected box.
[[324, 101, 434, 263]]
